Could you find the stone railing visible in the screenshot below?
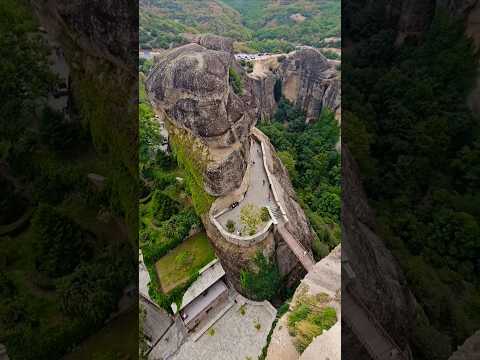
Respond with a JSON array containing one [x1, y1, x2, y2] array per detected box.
[[210, 211, 273, 247]]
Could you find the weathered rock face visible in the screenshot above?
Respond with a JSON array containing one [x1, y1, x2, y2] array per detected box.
[[279, 48, 339, 121], [341, 146, 416, 359], [33, 0, 137, 72], [192, 34, 235, 53], [266, 246, 341, 360], [246, 75, 277, 121], [448, 329, 480, 360], [146, 43, 256, 196], [243, 49, 340, 122]]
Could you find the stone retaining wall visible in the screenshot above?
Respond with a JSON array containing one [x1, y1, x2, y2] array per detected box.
[[210, 213, 273, 247]]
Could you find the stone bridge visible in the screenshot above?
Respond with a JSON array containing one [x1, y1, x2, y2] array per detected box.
[[276, 224, 315, 272]]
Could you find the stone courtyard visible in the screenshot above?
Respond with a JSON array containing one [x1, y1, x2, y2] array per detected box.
[[169, 297, 276, 360]]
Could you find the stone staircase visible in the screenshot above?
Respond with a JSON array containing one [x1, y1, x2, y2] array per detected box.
[[270, 205, 284, 223]]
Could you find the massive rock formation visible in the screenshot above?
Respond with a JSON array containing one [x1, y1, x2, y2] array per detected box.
[[146, 43, 255, 196], [341, 146, 417, 359], [244, 48, 340, 122], [279, 48, 339, 121], [146, 42, 319, 295]]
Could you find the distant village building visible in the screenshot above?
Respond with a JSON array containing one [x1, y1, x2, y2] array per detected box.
[[176, 259, 229, 332]]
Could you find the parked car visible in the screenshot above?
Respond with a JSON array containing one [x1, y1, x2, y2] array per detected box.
[[231, 201, 239, 209]]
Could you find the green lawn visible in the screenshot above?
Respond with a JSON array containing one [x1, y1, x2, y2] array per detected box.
[[155, 231, 215, 293]]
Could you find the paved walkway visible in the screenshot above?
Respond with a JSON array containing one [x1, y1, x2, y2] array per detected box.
[[169, 299, 276, 360], [277, 225, 315, 271], [343, 286, 408, 360], [217, 139, 275, 233]]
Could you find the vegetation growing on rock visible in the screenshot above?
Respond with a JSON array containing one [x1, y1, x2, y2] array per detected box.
[[240, 203, 264, 235], [240, 252, 281, 301], [229, 67, 243, 95], [287, 292, 337, 353]]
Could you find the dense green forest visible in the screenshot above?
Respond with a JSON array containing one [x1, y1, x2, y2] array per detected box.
[[140, 0, 340, 52], [0, 1, 135, 358], [259, 100, 341, 260], [344, 9, 480, 360]]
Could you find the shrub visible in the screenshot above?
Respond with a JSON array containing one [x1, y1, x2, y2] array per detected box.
[[57, 262, 119, 324], [150, 190, 179, 222], [39, 107, 85, 151], [260, 207, 270, 222], [312, 237, 330, 261], [288, 294, 337, 353], [0, 271, 16, 298], [240, 203, 262, 235], [240, 252, 280, 301], [32, 204, 93, 278], [229, 67, 243, 95], [226, 219, 236, 233], [239, 304, 246, 315]]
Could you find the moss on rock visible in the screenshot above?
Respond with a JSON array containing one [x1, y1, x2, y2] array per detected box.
[[168, 123, 215, 216]]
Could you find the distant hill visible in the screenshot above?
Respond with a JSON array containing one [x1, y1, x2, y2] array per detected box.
[[139, 0, 252, 49], [139, 0, 340, 52]]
